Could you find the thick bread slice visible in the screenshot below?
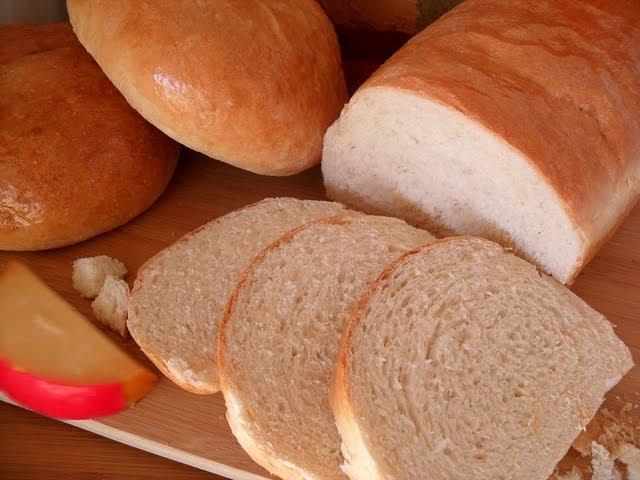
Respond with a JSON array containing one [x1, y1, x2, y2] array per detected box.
[[127, 198, 346, 394], [218, 214, 434, 480], [322, 0, 640, 284], [332, 237, 633, 480]]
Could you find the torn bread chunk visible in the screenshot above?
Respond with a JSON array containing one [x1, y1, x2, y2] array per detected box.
[[91, 276, 130, 337], [72, 255, 127, 298]]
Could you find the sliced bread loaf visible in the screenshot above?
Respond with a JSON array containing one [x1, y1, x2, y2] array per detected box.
[[218, 214, 434, 480], [332, 237, 633, 480], [127, 198, 346, 394], [322, 0, 640, 284]]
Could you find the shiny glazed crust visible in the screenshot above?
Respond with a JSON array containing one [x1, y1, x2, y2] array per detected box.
[[67, 0, 347, 176], [0, 23, 179, 251]]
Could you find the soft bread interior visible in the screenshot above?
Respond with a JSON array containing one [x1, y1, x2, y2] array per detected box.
[[322, 87, 585, 283], [334, 237, 632, 480], [219, 214, 434, 480], [127, 198, 345, 393]]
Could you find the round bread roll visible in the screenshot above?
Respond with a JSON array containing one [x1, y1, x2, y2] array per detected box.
[[0, 23, 179, 251], [67, 0, 347, 176]]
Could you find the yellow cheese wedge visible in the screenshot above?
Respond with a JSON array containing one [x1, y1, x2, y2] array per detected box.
[[0, 261, 157, 419]]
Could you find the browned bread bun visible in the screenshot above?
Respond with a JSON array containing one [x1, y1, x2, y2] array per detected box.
[[0, 23, 179, 251], [67, 0, 347, 176]]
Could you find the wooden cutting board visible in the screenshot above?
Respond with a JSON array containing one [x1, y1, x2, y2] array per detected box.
[[1, 152, 638, 479]]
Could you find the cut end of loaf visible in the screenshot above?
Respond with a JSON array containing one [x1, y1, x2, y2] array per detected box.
[[322, 87, 586, 284]]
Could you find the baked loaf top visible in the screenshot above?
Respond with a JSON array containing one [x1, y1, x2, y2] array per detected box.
[[362, 0, 640, 244], [332, 237, 633, 480], [218, 214, 434, 480], [127, 198, 346, 394], [0, 22, 179, 251], [67, 0, 347, 175]]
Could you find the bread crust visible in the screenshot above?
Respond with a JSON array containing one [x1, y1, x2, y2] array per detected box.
[[342, 0, 640, 281], [0, 23, 179, 251], [67, 0, 347, 176]]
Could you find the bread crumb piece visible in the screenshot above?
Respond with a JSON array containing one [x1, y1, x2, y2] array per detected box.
[[72, 255, 127, 298], [91, 276, 130, 337], [591, 441, 620, 480], [616, 443, 640, 480]]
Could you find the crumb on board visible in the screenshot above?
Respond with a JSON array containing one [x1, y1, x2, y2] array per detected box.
[[72, 255, 127, 298]]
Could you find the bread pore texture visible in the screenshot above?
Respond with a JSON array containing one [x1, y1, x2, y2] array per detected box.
[[127, 198, 346, 394], [67, 0, 347, 175], [332, 237, 633, 480], [218, 214, 434, 480], [322, 0, 640, 284]]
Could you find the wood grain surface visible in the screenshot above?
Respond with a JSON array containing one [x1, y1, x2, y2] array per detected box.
[[0, 151, 638, 479]]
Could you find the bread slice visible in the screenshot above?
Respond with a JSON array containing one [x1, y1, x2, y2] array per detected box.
[[218, 214, 434, 480], [332, 237, 633, 480], [127, 198, 346, 394]]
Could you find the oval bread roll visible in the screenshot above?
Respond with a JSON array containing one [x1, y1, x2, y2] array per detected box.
[[127, 198, 346, 394], [332, 237, 633, 480], [218, 214, 434, 480], [322, 0, 640, 284], [67, 0, 347, 176], [0, 23, 179, 251]]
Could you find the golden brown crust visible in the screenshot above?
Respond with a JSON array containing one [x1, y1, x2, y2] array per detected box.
[[360, 0, 640, 266], [0, 23, 179, 251], [0, 22, 76, 63], [67, 0, 347, 176]]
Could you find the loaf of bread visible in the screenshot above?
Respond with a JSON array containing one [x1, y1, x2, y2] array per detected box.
[[0, 23, 179, 251], [127, 198, 346, 394], [332, 237, 633, 480], [67, 0, 347, 176], [322, 0, 640, 284], [218, 214, 434, 480]]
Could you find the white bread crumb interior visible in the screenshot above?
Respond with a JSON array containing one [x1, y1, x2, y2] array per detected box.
[[72, 255, 127, 298]]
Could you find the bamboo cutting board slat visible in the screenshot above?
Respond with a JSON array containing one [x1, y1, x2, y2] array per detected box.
[[0, 152, 638, 479]]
